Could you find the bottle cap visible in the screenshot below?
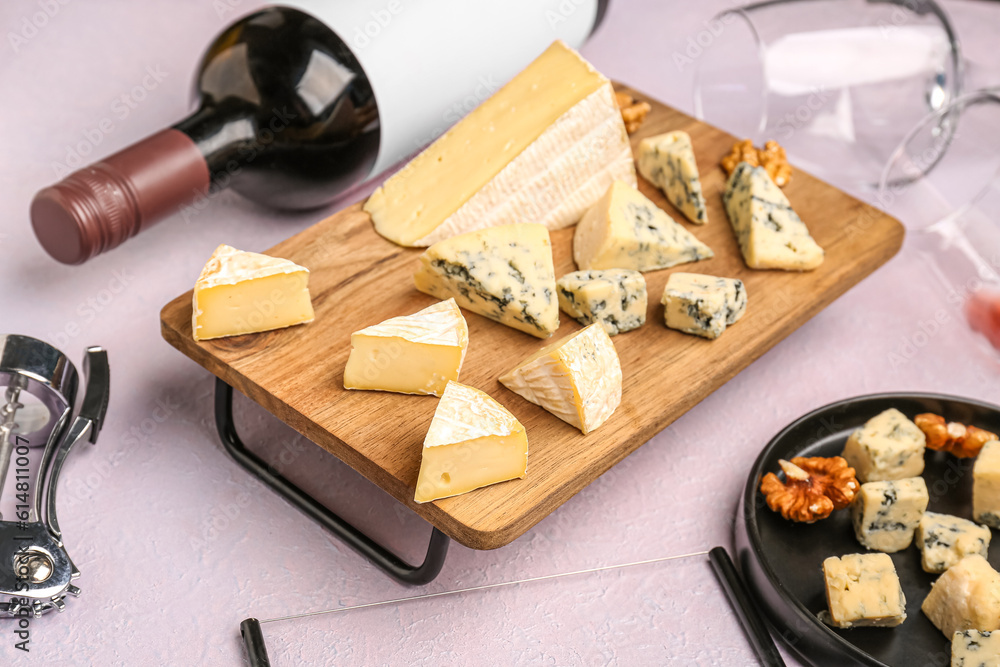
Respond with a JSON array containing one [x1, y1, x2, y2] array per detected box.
[[31, 129, 210, 265]]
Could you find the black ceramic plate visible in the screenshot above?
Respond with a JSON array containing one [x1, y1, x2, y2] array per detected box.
[[735, 393, 1000, 667]]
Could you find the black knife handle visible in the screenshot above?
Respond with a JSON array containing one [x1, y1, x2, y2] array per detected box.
[[709, 546, 785, 667]]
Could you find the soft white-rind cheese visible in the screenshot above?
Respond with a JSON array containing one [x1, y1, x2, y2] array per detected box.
[[822, 553, 906, 628], [192, 244, 314, 341], [660, 272, 748, 340], [722, 161, 824, 270], [413, 223, 558, 338], [499, 322, 622, 434], [922, 554, 1000, 639], [414, 381, 528, 504], [841, 408, 926, 483], [637, 130, 708, 225], [343, 299, 468, 397], [556, 269, 647, 336], [851, 477, 928, 553], [573, 180, 713, 272]]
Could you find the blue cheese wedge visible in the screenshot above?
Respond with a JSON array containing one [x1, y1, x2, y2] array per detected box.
[[660, 272, 747, 340], [923, 555, 1000, 639], [953, 629, 1000, 666], [573, 180, 713, 272], [974, 440, 1000, 528], [841, 408, 926, 483], [822, 553, 906, 628], [556, 269, 647, 336], [851, 477, 928, 553], [343, 299, 468, 397], [918, 512, 992, 574], [722, 161, 824, 271], [499, 322, 621, 435], [413, 223, 558, 338], [637, 130, 708, 225]]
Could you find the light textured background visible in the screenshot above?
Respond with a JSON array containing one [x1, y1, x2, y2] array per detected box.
[[0, 1, 998, 665]]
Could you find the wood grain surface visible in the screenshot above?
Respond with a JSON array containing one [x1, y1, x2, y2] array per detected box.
[[160, 85, 904, 550]]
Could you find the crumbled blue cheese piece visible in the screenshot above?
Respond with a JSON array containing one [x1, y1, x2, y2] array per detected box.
[[923, 555, 1000, 639], [822, 553, 906, 628], [573, 180, 713, 272], [974, 440, 1000, 528], [660, 272, 747, 340], [918, 512, 992, 574], [722, 161, 824, 270], [556, 269, 646, 336], [841, 408, 926, 483], [851, 477, 928, 553], [952, 629, 1000, 666], [636, 130, 708, 225]]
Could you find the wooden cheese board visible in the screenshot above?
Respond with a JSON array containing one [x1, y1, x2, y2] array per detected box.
[[160, 84, 904, 551]]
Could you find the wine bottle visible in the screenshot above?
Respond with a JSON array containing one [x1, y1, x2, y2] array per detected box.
[[31, 0, 609, 265]]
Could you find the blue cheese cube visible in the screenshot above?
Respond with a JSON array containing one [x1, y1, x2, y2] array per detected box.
[[556, 269, 646, 336], [660, 272, 747, 340], [636, 130, 708, 225], [952, 629, 1000, 666], [851, 478, 928, 553], [918, 512, 992, 574], [822, 553, 906, 628], [974, 440, 1000, 528], [841, 408, 926, 483]]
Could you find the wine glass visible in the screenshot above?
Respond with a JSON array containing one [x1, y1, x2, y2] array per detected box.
[[879, 88, 1000, 356], [692, 0, 962, 193]]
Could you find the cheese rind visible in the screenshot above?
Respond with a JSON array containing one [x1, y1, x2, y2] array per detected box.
[[192, 244, 314, 341], [918, 512, 992, 574], [822, 553, 906, 628], [923, 555, 1000, 639], [413, 223, 558, 338], [499, 322, 622, 434], [414, 381, 527, 503], [343, 299, 468, 397], [573, 180, 713, 272], [365, 41, 634, 247], [851, 477, 928, 553], [974, 440, 1000, 528], [722, 162, 824, 270], [660, 272, 747, 340], [556, 269, 647, 336], [952, 629, 1000, 666], [841, 408, 926, 483], [637, 130, 708, 225]]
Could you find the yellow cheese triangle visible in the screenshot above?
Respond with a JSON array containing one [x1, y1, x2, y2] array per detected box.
[[414, 381, 528, 503]]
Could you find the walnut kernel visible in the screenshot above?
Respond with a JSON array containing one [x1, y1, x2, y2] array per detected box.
[[915, 413, 998, 458], [615, 91, 651, 134], [721, 138, 792, 187], [760, 456, 859, 523]]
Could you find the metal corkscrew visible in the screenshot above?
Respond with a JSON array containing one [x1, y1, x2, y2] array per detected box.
[[0, 335, 109, 617]]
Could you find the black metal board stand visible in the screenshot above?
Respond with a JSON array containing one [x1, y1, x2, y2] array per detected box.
[[214, 379, 451, 666]]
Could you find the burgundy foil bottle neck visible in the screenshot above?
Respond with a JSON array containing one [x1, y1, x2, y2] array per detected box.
[[31, 129, 210, 265]]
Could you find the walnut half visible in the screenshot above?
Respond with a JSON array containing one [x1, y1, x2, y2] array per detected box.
[[720, 139, 793, 187], [915, 413, 998, 458], [614, 91, 651, 134], [760, 457, 859, 523]]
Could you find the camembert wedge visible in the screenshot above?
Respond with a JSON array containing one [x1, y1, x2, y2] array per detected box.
[[414, 381, 528, 504], [365, 40, 635, 247], [413, 223, 558, 338], [722, 162, 824, 270], [574, 180, 713, 272], [192, 244, 314, 341], [637, 131, 708, 225], [500, 322, 622, 435], [343, 299, 468, 397]]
